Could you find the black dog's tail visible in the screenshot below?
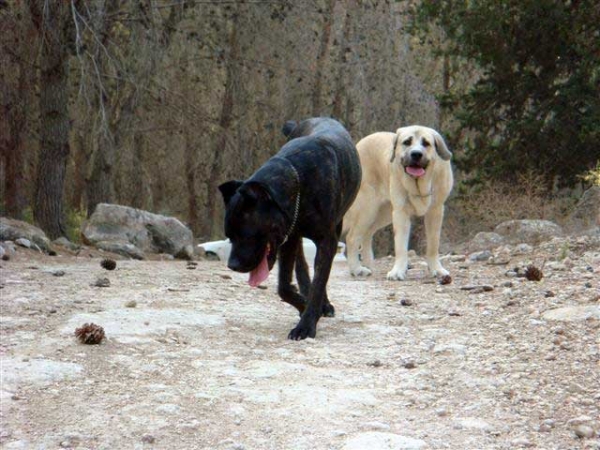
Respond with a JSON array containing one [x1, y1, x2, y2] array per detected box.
[[282, 120, 298, 138]]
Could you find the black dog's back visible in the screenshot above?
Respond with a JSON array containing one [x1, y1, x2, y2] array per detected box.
[[274, 118, 361, 232]]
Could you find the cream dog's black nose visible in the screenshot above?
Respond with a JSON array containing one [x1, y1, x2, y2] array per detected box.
[[410, 150, 423, 161]]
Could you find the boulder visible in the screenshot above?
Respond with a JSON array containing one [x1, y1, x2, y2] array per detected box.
[[52, 237, 81, 251], [0, 217, 51, 252], [82, 204, 194, 259], [566, 186, 600, 232], [95, 240, 145, 260], [494, 219, 562, 244], [468, 231, 505, 251]]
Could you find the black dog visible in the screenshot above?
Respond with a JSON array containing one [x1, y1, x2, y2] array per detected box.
[[219, 117, 361, 340]]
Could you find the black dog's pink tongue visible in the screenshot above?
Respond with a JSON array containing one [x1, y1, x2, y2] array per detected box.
[[249, 247, 270, 287]]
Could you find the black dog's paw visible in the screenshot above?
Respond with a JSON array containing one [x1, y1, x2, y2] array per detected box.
[[288, 322, 317, 341], [322, 302, 335, 318]]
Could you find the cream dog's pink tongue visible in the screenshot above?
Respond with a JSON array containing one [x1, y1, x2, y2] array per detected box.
[[406, 166, 425, 177], [249, 246, 270, 287]]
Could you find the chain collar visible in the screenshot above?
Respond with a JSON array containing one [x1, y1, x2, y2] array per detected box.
[[281, 162, 301, 245]]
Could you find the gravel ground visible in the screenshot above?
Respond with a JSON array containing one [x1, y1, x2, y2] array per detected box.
[[1, 237, 599, 450]]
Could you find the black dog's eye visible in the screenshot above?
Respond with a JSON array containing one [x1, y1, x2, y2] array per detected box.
[[402, 137, 412, 146], [422, 139, 431, 147]]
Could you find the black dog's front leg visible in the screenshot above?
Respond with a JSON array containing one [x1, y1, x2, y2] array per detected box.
[[295, 240, 335, 318], [288, 235, 337, 340], [277, 238, 306, 315]]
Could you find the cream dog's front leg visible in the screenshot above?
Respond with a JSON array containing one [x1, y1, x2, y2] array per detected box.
[[387, 205, 411, 281], [424, 204, 449, 277]]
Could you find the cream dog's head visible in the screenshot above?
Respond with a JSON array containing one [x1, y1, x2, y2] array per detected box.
[[390, 126, 452, 178]]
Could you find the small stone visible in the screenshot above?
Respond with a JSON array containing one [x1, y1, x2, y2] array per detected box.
[[403, 360, 417, 369], [435, 407, 448, 417], [367, 360, 382, 368], [15, 238, 31, 249], [511, 437, 534, 447], [257, 285, 268, 290], [545, 290, 555, 298], [585, 282, 593, 288], [52, 270, 66, 277], [469, 250, 492, 262], [513, 243, 533, 255], [219, 273, 232, 280], [125, 300, 137, 308], [93, 277, 110, 288], [141, 434, 156, 444], [574, 425, 595, 439], [400, 298, 413, 306]]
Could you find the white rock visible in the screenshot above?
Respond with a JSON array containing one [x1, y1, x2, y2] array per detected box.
[[542, 306, 600, 322], [61, 309, 224, 341], [455, 417, 493, 432], [1, 358, 83, 387], [342, 432, 427, 450], [15, 238, 31, 248]]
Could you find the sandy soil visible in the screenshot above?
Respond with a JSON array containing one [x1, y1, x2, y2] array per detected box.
[[1, 239, 599, 450]]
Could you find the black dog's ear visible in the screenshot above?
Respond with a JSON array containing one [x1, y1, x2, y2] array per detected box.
[[239, 181, 272, 203], [282, 120, 298, 138], [218, 180, 244, 206]]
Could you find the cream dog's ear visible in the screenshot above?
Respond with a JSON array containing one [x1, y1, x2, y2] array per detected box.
[[433, 130, 452, 161], [390, 133, 400, 163]]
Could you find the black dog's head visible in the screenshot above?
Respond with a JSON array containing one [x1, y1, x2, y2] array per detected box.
[[219, 180, 287, 286]]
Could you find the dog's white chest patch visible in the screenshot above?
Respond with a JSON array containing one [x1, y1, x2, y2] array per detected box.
[[407, 195, 432, 217]]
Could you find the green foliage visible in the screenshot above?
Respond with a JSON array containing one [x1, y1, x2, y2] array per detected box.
[[65, 208, 87, 244], [579, 161, 600, 186], [408, 0, 600, 188]]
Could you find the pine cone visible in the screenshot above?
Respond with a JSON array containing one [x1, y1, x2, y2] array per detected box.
[[101, 258, 117, 271], [74, 323, 105, 345], [439, 274, 453, 285], [525, 265, 543, 281]]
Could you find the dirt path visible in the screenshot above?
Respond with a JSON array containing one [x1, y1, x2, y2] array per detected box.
[[1, 241, 599, 450]]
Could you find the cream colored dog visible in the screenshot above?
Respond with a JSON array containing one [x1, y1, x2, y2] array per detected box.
[[343, 126, 453, 280]]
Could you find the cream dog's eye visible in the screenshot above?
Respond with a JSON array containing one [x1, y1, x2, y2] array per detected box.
[[422, 139, 431, 147], [402, 137, 412, 146]]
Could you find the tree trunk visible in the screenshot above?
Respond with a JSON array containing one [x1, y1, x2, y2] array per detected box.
[[311, 0, 337, 115], [204, 13, 239, 239], [184, 134, 199, 235], [1, 3, 33, 219], [332, 0, 355, 120], [29, 1, 73, 239]]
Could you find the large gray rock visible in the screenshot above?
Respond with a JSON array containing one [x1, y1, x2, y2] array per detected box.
[[0, 217, 51, 252], [494, 219, 563, 244], [95, 240, 145, 260], [82, 204, 194, 259], [468, 231, 505, 251], [566, 186, 600, 232]]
